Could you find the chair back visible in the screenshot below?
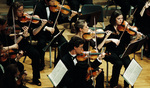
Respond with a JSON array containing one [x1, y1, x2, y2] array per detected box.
[[80, 4, 104, 28]]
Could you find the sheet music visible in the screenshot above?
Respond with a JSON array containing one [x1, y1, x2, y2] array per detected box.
[[122, 59, 142, 86], [47, 60, 68, 87]]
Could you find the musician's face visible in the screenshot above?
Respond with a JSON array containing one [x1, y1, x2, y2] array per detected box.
[[74, 44, 84, 54], [49, 0, 55, 6], [16, 6, 24, 18], [116, 15, 123, 25], [80, 22, 89, 33]]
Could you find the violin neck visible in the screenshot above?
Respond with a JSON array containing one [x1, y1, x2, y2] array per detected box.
[[89, 53, 100, 55], [96, 32, 105, 34], [128, 27, 137, 33], [32, 17, 41, 21], [61, 7, 71, 12]]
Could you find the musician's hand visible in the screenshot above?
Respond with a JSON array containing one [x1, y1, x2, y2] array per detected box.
[[136, 32, 143, 39], [144, 1, 150, 9], [111, 39, 120, 46], [15, 50, 24, 62], [105, 30, 112, 37], [45, 26, 55, 34], [70, 10, 78, 19], [98, 52, 106, 60], [41, 19, 47, 26], [22, 27, 30, 38]]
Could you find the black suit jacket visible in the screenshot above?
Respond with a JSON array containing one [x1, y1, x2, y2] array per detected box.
[[34, 1, 69, 39], [59, 52, 102, 88]]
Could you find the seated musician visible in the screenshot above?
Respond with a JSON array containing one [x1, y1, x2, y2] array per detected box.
[[0, 64, 26, 88], [34, 0, 78, 68], [104, 10, 142, 88], [74, 19, 112, 51], [7, 1, 48, 86], [0, 16, 26, 87], [58, 36, 105, 88]]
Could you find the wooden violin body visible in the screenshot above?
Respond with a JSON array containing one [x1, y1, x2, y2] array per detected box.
[[117, 21, 138, 36]]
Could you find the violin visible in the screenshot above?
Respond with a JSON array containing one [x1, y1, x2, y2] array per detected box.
[[16, 70, 27, 86], [0, 49, 17, 62], [76, 50, 110, 61], [19, 13, 42, 24], [86, 67, 102, 81], [49, 1, 81, 15], [82, 29, 106, 40], [117, 21, 138, 36]]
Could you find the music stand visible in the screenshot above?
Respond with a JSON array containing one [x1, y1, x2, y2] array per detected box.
[[120, 36, 147, 59], [79, 11, 101, 27], [120, 36, 147, 88], [43, 29, 65, 52]]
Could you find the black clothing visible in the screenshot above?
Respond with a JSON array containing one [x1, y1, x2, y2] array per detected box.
[[104, 24, 131, 87], [34, 1, 67, 67], [134, 0, 150, 56], [59, 52, 104, 88], [67, 0, 93, 22], [114, 0, 140, 20], [7, 20, 41, 80]]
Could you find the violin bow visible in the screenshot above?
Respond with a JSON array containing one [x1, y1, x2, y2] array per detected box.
[[94, 16, 98, 51], [52, 0, 65, 29], [12, 8, 17, 44], [118, 21, 128, 41], [28, 4, 37, 28]]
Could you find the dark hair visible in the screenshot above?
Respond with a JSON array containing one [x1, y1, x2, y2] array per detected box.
[[75, 19, 86, 34], [7, 1, 23, 26], [68, 36, 84, 51], [0, 64, 19, 88], [109, 10, 123, 25], [0, 16, 6, 26]]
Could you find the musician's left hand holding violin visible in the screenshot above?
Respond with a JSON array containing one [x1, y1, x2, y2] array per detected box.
[[22, 26, 30, 38], [97, 52, 106, 61], [69, 10, 78, 20]]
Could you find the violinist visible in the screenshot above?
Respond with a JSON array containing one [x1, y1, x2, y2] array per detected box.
[[114, 0, 141, 20], [0, 64, 26, 88], [67, 0, 93, 33], [74, 19, 112, 51], [7, 1, 47, 86], [134, 0, 150, 58], [34, 0, 77, 68], [0, 16, 26, 87], [104, 10, 142, 88], [59, 36, 105, 88]]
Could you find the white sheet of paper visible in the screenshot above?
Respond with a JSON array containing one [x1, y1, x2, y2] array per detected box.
[[47, 60, 68, 87], [122, 59, 142, 86]]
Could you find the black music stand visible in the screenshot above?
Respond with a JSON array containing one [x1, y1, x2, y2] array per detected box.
[[43, 29, 65, 52], [79, 11, 101, 27], [120, 36, 146, 88], [120, 36, 147, 59]]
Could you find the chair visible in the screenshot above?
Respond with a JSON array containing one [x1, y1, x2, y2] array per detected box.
[[80, 4, 105, 29], [104, 0, 119, 18]]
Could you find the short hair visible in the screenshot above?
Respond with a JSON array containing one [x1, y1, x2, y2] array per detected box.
[[109, 10, 123, 25], [75, 19, 86, 34], [68, 36, 84, 51]]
